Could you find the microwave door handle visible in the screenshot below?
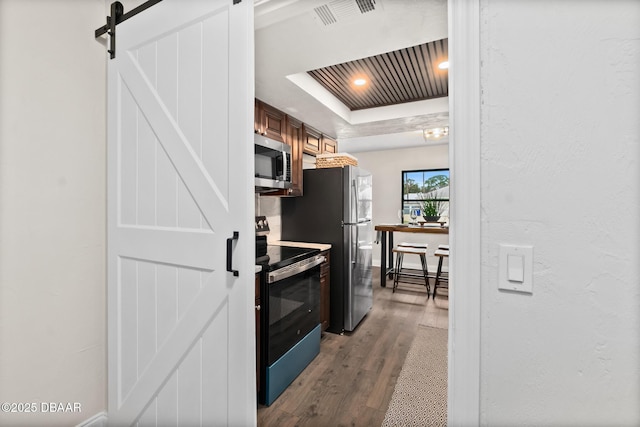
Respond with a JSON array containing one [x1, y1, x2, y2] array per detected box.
[[281, 149, 288, 181]]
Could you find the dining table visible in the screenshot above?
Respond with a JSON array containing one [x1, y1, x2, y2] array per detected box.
[[375, 224, 449, 287]]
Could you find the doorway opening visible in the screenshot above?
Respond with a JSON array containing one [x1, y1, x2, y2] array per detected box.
[[254, 0, 480, 424]]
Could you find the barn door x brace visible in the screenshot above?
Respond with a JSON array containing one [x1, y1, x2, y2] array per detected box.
[[95, 0, 242, 59]]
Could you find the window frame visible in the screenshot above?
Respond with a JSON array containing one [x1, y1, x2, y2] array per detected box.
[[400, 168, 450, 224]]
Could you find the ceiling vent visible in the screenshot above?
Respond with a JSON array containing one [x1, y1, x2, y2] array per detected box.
[[313, 0, 380, 26], [355, 0, 376, 14]]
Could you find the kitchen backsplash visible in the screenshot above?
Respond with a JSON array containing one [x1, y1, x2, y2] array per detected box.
[[255, 194, 282, 242]]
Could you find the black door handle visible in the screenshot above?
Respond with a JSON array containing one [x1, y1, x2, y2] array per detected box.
[[226, 231, 239, 277]]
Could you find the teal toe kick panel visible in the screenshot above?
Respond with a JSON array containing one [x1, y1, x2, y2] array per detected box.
[[264, 324, 321, 406]]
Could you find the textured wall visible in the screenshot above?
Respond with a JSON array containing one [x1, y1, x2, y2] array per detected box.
[[479, 1, 640, 425], [0, 1, 107, 426]]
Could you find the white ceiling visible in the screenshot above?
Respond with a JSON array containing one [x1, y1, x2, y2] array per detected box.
[[254, 0, 449, 152]]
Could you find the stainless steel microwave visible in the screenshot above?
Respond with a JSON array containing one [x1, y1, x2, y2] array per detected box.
[[255, 134, 292, 192]]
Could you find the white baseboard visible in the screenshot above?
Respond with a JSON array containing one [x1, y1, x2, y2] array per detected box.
[[76, 411, 107, 427]]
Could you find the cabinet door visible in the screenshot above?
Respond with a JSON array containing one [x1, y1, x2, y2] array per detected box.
[[256, 100, 286, 143], [321, 135, 338, 154], [302, 124, 322, 155], [285, 116, 303, 196]]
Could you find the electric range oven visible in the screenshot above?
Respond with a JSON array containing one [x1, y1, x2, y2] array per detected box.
[[257, 244, 324, 406]]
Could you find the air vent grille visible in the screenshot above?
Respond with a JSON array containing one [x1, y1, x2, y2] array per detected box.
[[313, 0, 381, 26], [313, 5, 337, 26], [355, 0, 376, 14]]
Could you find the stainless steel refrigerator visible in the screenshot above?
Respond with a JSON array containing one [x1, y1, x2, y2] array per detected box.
[[281, 166, 373, 333]]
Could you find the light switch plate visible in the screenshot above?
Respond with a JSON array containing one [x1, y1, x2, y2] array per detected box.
[[507, 254, 524, 282], [499, 244, 533, 293]]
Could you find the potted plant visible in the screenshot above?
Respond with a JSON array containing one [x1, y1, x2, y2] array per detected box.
[[420, 192, 444, 222]]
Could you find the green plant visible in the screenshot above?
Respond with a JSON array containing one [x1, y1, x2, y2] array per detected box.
[[420, 192, 445, 218]]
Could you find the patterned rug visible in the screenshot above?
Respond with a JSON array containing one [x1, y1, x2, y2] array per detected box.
[[381, 326, 448, 426]]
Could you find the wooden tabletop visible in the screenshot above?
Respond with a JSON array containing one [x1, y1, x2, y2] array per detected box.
[[375, 224, 449, 234]]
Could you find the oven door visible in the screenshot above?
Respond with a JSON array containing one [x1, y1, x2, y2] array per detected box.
[[266, 264, 321, 366]]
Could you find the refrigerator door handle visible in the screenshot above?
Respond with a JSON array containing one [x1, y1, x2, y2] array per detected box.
[[352, 179, 359, 223], [350, 225, 356, 266], [352, 179, 359, 267], [355, 223, 359, 267]]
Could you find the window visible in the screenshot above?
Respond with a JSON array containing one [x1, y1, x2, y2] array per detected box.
[[401, 168, 450, 224]]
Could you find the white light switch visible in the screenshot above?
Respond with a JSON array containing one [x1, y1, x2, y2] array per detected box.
[[499, 244, 533, 293], [507, 255, 524, 282]]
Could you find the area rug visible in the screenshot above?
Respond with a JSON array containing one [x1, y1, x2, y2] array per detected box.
[[381, 325, 448, 426]]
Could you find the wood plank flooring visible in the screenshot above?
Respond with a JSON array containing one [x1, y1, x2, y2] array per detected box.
[[257, 267, 449, 427]]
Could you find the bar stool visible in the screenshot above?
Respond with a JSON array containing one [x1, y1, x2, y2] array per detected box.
[[433, 248, 449, 299], [398, 242, 429, 249], [398, 242, 430, 282], [392, 244, 430, 295]]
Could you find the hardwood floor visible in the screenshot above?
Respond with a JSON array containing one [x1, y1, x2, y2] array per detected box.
[[257, 267, 449, 427]]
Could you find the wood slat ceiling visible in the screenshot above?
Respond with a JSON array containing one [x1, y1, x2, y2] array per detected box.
[[307, 38, 448, 111]]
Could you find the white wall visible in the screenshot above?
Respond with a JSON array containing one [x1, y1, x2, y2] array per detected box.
[[0, 1, 106, 426], [479, 1, 640, 425], [355, 144, 449, 270]]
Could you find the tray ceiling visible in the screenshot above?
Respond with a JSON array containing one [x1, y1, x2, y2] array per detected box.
[[307, 38, 448, 111]]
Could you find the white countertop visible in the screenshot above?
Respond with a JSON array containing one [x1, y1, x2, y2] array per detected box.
[[255, 265, 262, 273], [271, 240, 332, 252]]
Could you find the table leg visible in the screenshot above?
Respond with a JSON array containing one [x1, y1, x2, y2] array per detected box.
[[380, 231, 387, 287], [388, 232, 394, 279]]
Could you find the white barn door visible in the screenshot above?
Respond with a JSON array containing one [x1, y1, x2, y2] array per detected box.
[[106, 1, 255, 425]]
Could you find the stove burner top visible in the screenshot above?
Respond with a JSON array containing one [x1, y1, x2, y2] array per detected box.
[[256, 244, 320, 271]]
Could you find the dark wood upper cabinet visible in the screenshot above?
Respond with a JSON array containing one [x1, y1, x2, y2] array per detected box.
[[255, 99, 286, 143], [302, 124, 322, 155], [254, 99, 338, 196], [321, 135, 338, 154], [285, 116, 303, 196]]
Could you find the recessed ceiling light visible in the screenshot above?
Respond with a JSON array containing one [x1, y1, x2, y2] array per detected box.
[[353, 78, 367, 86], [438, 61, 449, 70]]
